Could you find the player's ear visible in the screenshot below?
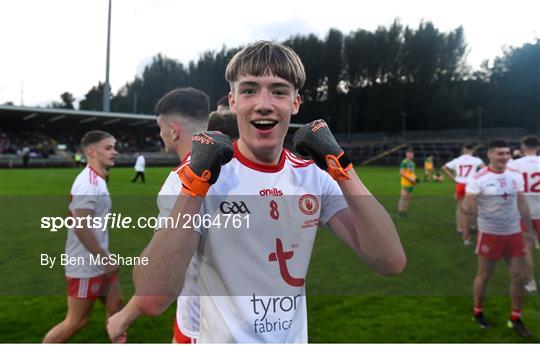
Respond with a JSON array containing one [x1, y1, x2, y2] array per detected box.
[[291, 93, 301, 116], [228, 91, 236, 112], [85, 145, 95, 158], [170, 121, 181, 141]]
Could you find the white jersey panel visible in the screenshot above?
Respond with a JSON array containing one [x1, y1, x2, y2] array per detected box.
[[507, 156, 540, 219], [195, 148, 348, 343], [157, 160, 201, 338], [466, 167, 524, 234], [65, 166, 111, 278], [445, 154, 484, 184]]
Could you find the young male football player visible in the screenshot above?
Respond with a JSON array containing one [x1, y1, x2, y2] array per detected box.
[[507, 135, 540, 293], [43, 130, 123, 343], [134, 41, 406, 343], [106, 88, 210, 343], [398, 148, 418, 218], [462, 139, 535, 337], [424, 155, 434, 182], [442, 144, 485, 239]]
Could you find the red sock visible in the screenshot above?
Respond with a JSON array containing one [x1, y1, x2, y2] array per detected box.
[[511, 309, 521, 321], [473, 305, 483, 317]]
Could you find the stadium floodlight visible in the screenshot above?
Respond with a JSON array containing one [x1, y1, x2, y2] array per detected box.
[[103, 0, 112, 113], [337, 80, 352, 140]]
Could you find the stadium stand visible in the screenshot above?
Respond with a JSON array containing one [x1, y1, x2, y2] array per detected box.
[[2, 105, 538, 168], [338, 127, 540, 167], [0, 105, 173, 167]]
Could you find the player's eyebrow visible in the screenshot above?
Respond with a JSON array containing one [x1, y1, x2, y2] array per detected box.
[[237, 81, 258, 88], [269, 82, 292, 89], [237, 81, 292, 89]]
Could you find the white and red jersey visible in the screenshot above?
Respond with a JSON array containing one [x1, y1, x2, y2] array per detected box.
[[192, 142, 348, 343], [445, 154, 484, 184], [157, 157, 200, 339], [466, 167, 524, 235], [65, 166, 111, 278], [507, 155, 540, 219]]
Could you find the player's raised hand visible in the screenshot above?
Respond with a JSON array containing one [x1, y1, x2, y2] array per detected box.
[[178, 131, 233, 197], [293, 119, 352, 181]]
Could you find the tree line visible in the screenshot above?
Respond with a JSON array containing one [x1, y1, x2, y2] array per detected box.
[[51, 20, 540, 133]]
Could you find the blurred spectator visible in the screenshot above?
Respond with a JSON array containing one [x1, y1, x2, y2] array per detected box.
[[22, 146, 30, 168], [207, 111, 239, 140], [0, 129, 163, 156], [131, 153, 146, 183], [216, 95, 230, 113], [74, 150, 83, 167]]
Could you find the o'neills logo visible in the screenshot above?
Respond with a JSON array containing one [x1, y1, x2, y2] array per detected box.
[[259, 188, 283, 196], [298, 194, 319, 215], [311, 121, 327, 133], [192, 133, 214, 144]]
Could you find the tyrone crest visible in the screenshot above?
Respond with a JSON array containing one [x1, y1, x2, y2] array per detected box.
[[298, 194, 319, 215]]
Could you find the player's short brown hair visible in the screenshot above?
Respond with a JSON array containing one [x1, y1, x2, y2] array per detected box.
[[487, 138, 509, 150], [463, 143, 475, 151], [225, 41, 306, 90], [521, 135, 540, 149], [207, 111, 239, 140], [154, 87, 210, 121], [81, 130, 114, 149]]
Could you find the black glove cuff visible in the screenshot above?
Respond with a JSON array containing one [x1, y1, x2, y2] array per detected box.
[[337, 151, 352, 169]]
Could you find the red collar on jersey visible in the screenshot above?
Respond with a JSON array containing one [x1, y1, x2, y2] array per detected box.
[[173, 153, 191, 171], [181, 152, 190, 164], [88, 165, 106, 179], [233, 141, 286, 173]]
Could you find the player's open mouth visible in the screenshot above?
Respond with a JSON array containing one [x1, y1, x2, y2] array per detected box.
[[251, 119, 278, 131]]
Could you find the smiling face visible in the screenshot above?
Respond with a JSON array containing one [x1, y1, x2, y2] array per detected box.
[[487, 146, 511, 170], [229, 73, 301, 164]]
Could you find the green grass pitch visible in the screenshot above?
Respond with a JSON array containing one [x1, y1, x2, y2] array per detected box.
[[0, 166, 538, 342]]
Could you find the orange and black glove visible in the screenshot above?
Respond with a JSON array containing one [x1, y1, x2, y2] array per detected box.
[[293, 119, 352, 181], [178, 131, 233, 197]]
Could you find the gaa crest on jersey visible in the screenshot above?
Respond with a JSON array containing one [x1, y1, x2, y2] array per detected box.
[[298, 194, 319, 215], [219, 201, 251, 214]]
